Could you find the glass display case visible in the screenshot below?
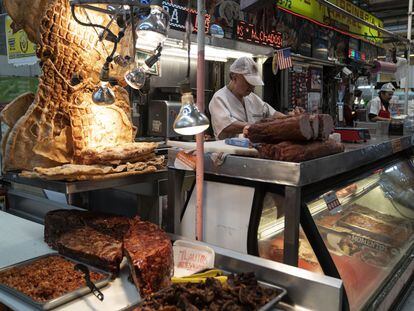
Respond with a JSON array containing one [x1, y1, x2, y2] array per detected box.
[[257, 158, 414, 311]]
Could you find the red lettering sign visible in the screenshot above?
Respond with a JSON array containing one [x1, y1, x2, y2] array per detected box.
[[236, 21, 283, 49]]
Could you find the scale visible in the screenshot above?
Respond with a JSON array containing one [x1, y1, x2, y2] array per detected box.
[[334, 127, 371, 143]]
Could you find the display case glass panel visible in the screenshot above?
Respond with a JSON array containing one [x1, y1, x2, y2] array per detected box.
[[257, 159, 414, 310]]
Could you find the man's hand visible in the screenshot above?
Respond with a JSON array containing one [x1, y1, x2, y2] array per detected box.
[[288, 106, 305, 116], [243, 124, 250, 137]]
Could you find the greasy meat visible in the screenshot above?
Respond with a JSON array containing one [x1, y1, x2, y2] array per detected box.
[[44, 210, 173, 295], [0, 255, 105, 302], [244, 114, 313, 143], [136, 272, 281, 311], [44, 209, 129, 248], [124, 217, 173, 297], [256, 140, 345, 162], [342, 213, 397, 235], [57, 227, 123, 274]]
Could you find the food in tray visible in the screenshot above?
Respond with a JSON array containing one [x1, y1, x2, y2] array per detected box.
[[265, 236, 323, 274], [341, 212, 395, 235], [124, 217, 173, 297], [44, 210, 173, 296], [338, 212, 409, 244], [0, 255, 106, 303], [359, 246, 397, 267], [244, 114, 343, 162], [256, 140, 345, 163], [44, 209, 130, 249], [336, 184, 358, 198], [57, 227, 124, 274], [136, 272, 283, 311]]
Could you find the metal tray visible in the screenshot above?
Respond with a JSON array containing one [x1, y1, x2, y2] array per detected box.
[[0, 253, 112, 310], [336, 211, 407, 246], [137, 273, 287, 310], [257, 280, 287, 311]]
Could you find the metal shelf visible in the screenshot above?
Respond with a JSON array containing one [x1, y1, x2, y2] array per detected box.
[[3, 170, 168, 195]]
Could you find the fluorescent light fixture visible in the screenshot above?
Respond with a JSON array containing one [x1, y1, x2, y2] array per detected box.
[[358, 85, 373, 89], [159, 42, 254, 63]]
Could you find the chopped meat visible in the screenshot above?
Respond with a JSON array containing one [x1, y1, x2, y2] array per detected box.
[[0, 255, 106, 302]]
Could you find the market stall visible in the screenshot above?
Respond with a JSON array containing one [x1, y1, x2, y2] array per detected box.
[[167, 134, 414, 310], [0, 210, 344, 311]]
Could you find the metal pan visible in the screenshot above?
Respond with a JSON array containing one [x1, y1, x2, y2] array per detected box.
[[0, 253, 112, 310], [257, 281, 287, 311], [137, 273, 287, 310], [336, 211, 407, 245]]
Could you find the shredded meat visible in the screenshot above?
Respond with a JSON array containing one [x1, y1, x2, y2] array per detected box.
[[0, 255, 106, 302]]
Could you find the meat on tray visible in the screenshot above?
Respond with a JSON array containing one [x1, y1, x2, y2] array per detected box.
[[124, 217, 174, 297], [340, 212, 402, 239], [44, 210, 173, 296], [0, 255, 106, 302], [244, 114, 313, 143], [57, 227, 123, 274], [136, 272, 281, 311], [318, 114, 334, 140], [256, 140, 345, 162], [44, 209, 130, 248]]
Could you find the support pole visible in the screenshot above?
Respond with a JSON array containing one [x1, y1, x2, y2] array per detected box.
[[196, 0, 205, 241], [406, 0, 413, 114]]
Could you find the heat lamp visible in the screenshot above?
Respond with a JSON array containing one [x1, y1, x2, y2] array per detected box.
[[173, 93, 210, 136], [69, 0, 169, 103], [124, 44, 163, 89]]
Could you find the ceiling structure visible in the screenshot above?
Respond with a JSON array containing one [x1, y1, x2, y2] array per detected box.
[[352, 0, 411, 38]]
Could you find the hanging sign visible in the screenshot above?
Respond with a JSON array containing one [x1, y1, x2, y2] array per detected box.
[[276, 0, 383, 43], [162, 1, 210, 34], [236, 21, 283, 48], [5, 16, 37, 66]]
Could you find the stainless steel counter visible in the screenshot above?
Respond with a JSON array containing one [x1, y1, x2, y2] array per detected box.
[[168, 135, 413, 187], [0, 211, 344, 311], [167, 135, 414, 268], [3, 170, 167, 194]]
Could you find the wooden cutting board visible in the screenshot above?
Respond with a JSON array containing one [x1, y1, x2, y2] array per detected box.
[[166, 140, 259, 157]]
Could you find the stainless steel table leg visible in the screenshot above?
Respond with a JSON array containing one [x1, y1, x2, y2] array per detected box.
[[165, 168, 185, 234], [283, 186, 301, 266]]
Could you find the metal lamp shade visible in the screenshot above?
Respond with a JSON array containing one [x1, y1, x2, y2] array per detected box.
[[124, 67, 146, 89], [173, 103, 210, 135], [92, 82, 115, 105], [136, 6, 169, 50]]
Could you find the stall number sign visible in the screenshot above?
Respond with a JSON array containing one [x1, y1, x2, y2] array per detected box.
[[236, 21, 283, 49], [323, 191, 342, 214]]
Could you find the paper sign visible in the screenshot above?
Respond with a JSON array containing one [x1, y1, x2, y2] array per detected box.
[[173, 240, 215, 277], [391, 139, 403, 153], [323, 191, 342, 214]]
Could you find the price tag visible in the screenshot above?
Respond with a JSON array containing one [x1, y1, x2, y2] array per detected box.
[[391, 139, 402, 153], [323, 191, 342, 214]]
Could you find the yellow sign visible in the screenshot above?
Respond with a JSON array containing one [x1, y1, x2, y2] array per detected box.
[[5, 15, 38, 65], [276, 0, 383, 43]]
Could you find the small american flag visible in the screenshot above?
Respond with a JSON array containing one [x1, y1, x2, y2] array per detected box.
[[276, 48, 293, 70]]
